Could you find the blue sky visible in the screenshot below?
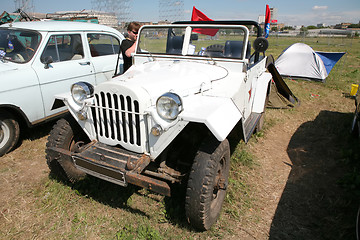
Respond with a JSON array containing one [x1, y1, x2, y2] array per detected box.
[[2, 0, 360, 26]]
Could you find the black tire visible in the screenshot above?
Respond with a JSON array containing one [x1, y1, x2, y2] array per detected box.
[[357, 206, 360, 240], [351, 115, 360, 138], [46, 116, 88, 182], [185, 137, 230, 231], [0, 111, 20, 156]]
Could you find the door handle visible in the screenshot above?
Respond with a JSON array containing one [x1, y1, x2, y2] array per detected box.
[[79, 61, 90, 66]]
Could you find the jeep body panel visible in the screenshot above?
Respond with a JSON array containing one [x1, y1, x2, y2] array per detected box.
[[57, 22, 271, 158]]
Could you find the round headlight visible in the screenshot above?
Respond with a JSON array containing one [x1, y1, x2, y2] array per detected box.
[[71, 82, 94, 105], [156, 92, 183, 120]]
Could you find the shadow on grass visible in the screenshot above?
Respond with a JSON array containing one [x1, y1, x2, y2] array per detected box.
[[22, 119, 57, 141], [269, 110, 360, 240], [49, 173, 149, 217]]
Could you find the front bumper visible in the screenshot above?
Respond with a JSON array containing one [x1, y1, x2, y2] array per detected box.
[[47, 142, 171, 196]]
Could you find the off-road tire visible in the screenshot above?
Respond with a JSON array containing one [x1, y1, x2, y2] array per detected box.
[[185, 137, 230, 231], [46, 116, 88, 182], [0, 111, 20, 156], [351, 115, 360, 138]]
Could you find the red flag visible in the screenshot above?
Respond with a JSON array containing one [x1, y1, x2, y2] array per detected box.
[[265, 5, 271, 24], [264, 5, 271, 38], [191, 6, 218, 36]]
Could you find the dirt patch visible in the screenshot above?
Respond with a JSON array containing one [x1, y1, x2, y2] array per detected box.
[[242, 85, 358, 239]]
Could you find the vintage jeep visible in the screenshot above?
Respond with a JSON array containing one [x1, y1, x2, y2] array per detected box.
[[46, 20, 272, 230]]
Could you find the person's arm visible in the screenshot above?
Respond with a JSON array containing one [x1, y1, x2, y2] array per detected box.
[[125, 42, 136, 57]]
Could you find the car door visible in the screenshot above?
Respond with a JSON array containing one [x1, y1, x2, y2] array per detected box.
[[32, 32, 96, 117], [87, 33, 123, 83]]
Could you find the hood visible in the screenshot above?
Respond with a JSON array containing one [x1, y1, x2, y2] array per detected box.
[[115, 61, 228, 100], [0, 61, 18, 73]]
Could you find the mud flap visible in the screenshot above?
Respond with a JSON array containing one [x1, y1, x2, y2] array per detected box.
[[266, 55, 300, 109]]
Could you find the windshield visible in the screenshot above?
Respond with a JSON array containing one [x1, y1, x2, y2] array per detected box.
[[137, 25, 249, 59], [0, 28, 41, 63]]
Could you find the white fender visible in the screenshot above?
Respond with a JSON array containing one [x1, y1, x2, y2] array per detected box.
[[252, 72, 272, 113], [181, 95, 242, 141]]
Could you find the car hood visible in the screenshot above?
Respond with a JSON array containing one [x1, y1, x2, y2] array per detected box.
[[0, 62, 19, 73], [114, 60, 228, 101]]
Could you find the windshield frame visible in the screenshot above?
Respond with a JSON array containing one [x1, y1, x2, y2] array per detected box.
[[0, 27, 42, 64], [135, 24, 250, 61]]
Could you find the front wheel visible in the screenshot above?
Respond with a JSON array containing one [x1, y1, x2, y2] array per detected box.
[[185, 137, 230, 231], [46, 116, 89, 182], [0, 112, 20, 157]]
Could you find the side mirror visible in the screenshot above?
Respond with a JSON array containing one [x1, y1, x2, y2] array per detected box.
[[43, 56, 53, 69]]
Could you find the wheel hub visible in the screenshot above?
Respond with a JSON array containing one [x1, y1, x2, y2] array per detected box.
[[0, 120, 10, 148]]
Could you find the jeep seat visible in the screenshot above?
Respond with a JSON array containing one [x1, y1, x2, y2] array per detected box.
[[224, 41, 251, 59], [166, 36, 183, 54]]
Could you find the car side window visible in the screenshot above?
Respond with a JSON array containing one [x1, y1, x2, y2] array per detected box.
[[87, 33, 120, 57], [41, 34, 84, 63]]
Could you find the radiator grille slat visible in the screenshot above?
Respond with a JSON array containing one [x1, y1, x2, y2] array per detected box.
[[91, 91, 142, 147]]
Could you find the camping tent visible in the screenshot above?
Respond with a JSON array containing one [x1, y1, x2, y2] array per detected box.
[[315, 51, 346, 75], [275, 43, 345, 82]]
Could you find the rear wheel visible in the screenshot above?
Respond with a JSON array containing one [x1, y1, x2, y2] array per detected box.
[[185, 137, 230, 230], [0, 112, 20, 157], [46, 116, 89, 182]]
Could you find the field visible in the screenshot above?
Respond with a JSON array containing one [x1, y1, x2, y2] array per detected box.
[[0, 36, 359, 239]]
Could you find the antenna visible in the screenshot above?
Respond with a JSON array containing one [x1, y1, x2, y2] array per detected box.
[[14, 0, 34, 13], [159, 0, 184, 22], [91, 0, 132, 24]]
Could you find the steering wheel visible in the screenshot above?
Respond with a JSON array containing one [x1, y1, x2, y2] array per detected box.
[[26, 47, 35, 52], [13, 53, 25, 62]]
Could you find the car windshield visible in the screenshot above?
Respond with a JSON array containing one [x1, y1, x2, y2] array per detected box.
[[137, 25, 249, 59], [0, 28, 41, 63]]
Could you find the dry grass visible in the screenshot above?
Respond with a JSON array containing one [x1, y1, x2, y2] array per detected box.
[[0, 36, 359, 239]]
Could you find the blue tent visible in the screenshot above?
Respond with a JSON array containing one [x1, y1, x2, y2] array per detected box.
[[315, 51, 346, 75]]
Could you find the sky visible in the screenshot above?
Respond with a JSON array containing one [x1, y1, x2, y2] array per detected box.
[[2, 0, 360, 26]]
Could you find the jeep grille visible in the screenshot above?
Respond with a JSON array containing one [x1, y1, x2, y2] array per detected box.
[[91, 91, 142, 147]]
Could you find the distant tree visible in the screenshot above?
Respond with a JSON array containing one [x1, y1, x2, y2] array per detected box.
[[348, 24, 360, 28], [300, 26, 308, 32], [271, 26, 278, 32], [307, 25, 317, 30], [282, 26, 295, 30], [300, 27, 308, 36]]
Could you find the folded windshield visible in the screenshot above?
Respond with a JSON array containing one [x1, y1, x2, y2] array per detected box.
[[0, 29, 41, 63], [137, 25, 249, 59]]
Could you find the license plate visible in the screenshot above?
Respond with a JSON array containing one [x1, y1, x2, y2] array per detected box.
[[73, 156, 127, 187]]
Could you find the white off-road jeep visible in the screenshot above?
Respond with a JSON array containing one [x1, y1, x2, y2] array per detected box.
[[46, 20, 273, 230]]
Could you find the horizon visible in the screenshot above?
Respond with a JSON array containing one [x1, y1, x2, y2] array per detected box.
[[2, 0, 360, 27]]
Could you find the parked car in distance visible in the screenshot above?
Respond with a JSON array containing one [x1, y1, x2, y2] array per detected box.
[[0, 21, 124, 156]]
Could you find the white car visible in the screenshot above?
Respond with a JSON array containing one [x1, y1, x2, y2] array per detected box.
[[0, 21, 124, 156], [47, 20, 272, 230]]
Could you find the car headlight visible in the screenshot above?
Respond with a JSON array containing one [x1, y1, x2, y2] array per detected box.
[[71, 82, 94, 105], [156, 92, 183, 120]]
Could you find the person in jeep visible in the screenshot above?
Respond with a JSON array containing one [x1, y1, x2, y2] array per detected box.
[[121, 21, 141, 72]]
